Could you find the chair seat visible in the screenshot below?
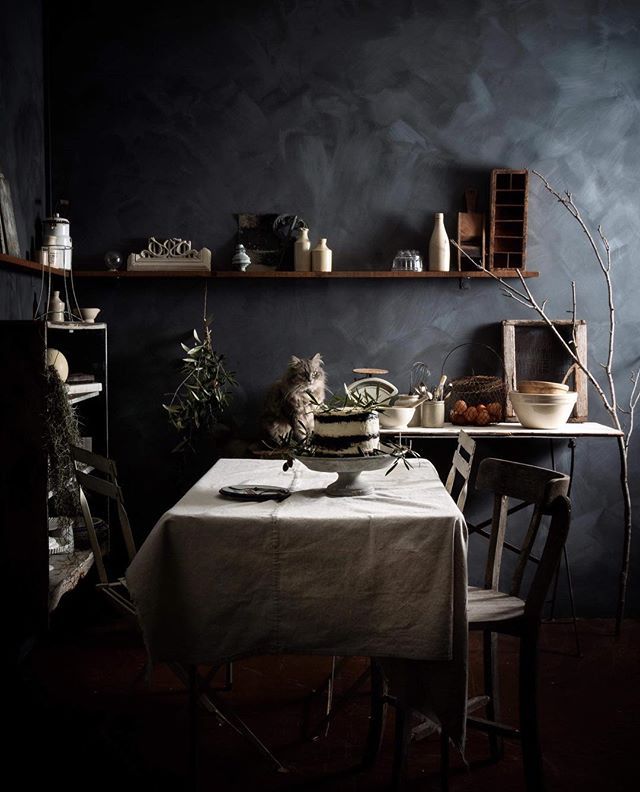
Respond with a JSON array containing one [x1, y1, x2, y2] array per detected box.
[[468, 586, 525, 625]]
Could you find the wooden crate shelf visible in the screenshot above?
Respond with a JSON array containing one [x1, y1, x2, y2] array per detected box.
[[489, 169, 529, 272]]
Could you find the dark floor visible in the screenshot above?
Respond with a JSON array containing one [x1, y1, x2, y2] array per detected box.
[[11, 588, 640, 792]]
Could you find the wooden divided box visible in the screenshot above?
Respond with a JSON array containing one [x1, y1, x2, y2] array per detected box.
[[490, 169, 529, 270], [502, 319, 588, 422]]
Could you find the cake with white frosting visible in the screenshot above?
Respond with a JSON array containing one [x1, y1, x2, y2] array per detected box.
[[312, 408, 380, 456]]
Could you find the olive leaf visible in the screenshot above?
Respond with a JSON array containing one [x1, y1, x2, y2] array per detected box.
[[163, 317, 237, 453]]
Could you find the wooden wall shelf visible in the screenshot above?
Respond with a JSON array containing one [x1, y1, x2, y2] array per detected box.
[[1, 254, 539, 280], [211, 269, 538, 279]]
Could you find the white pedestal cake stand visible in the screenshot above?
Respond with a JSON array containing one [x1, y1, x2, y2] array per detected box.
[[294, 454, 391, 497]]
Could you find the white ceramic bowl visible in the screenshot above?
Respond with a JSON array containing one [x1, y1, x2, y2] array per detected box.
[[377, 405, 416, 429], [393, 394, 423, 408], [80, 307, 101, 323], [46, 348, 69, 382], [509, 390, 577, 429]]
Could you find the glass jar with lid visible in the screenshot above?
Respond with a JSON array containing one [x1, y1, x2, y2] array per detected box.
[[391, 250, 423, 271]]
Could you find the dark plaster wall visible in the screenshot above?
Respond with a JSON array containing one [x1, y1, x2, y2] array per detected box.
[[0, 0, 44, 317], [41, 0, 640, 614]]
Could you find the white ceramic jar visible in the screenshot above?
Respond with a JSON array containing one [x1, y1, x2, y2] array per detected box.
[[48, 290, 65, 322], [311, 238, 332, 272], [294, 227, 311, 271]]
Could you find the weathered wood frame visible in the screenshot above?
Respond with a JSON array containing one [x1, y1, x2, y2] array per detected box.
[[502, 319, 588, 422]]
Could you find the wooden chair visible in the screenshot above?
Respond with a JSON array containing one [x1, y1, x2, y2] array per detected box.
[[465, 459, 570, 791], [387, 458, 571, 791], [314, 432, 477, 742], [72, 446, 138, 615], [445, 430, 476, 511]]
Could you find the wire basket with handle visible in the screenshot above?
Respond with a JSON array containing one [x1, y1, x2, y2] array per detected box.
[[441, 343, 507, 426]]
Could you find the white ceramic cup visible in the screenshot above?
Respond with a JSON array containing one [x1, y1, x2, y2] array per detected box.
[[421, 400, 445, 428]]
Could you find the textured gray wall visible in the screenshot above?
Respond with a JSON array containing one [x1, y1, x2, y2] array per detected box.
[[35, 0, 640, 614], [0, 0, 44, 318]]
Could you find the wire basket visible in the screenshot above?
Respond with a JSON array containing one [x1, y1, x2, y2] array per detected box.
[[441, 343, 507, 425]]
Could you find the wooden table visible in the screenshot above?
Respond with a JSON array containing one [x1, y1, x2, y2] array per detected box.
[[127, 457, 470, 770], [381, 420, 621, 440]]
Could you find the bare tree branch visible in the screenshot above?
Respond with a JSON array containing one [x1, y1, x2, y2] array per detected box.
[[452, 173, 636, 633]]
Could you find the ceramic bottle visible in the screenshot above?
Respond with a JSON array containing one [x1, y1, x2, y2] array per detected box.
[[48, 290, 65, 322], [294, 227, 311, 271], [311, 238, 332, 272], [428, 213, 450, 272]]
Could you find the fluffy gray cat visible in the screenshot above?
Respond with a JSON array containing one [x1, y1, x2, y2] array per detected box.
[[262, 353, 326, 445]]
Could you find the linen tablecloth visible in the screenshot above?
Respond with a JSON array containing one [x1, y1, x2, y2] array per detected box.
[[127, 457, 468, 748]]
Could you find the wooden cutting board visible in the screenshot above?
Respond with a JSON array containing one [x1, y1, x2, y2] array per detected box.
[[457, 188, 485, 271]]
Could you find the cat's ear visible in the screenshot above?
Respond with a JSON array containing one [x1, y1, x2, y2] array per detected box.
[[311, 353, 323, 366], [290, 355, 301, 366]]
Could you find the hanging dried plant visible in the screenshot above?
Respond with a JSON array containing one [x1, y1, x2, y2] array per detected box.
[[163, 288, 237, 453], [44, 365, 81, 529]]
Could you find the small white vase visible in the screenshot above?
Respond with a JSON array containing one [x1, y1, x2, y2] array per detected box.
[[294, 227, 311, 272], [311, 238, 332, 272], [428, 213, 450, 272], [48, 290, 65, 322]]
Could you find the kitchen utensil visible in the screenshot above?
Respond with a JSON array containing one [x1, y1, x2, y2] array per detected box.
[[509, 390, 577, 429], [420, 400, 445, 428], [346, 377, 398, 404]]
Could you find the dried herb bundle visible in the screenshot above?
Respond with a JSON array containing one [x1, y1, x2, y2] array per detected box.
[[163, 320, 237, 453], [45, 365, 80, 528]]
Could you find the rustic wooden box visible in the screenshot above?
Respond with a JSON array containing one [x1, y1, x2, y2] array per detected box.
[[502, 319, 588, 422], [489, 169, 529, 271]]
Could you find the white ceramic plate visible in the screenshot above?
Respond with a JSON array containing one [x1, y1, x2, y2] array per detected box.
[[346, 377, 398, 406]]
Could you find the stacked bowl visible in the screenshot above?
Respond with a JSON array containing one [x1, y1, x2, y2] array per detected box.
[[509, 380, 577, 429]]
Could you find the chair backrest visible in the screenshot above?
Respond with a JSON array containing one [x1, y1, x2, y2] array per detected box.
[[72, 446, 136, 585], [474, 457, 570, 598], [445, 430, 476, 511], [524, 494, 571, 623]]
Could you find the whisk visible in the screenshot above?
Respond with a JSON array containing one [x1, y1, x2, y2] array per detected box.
[[409, 361, 432, 397]]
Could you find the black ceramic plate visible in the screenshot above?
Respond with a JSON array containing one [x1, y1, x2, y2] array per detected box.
[[219, 485, 291, 502]]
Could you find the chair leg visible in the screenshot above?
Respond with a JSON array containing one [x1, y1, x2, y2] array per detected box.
[[483, 631, 503, 761], [361, 659, 387, 770], [391, 704, 410, 790], [563, 545, 582, 657], [188, 665, 199, 791], [323, 655, 337, 737], [440, 729, 450, 792], [520, 634, 545, 792]]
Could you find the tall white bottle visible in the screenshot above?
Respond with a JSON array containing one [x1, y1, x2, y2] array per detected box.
[[428, 213, 450, 272], [294, 227, 311, 271], [311, 238, 332, 272]]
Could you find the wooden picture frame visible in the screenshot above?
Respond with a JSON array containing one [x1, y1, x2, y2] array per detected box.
[[0, 171, 21, 257], [502, 319, 588, 422]]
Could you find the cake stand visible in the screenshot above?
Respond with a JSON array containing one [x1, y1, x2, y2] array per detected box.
[[294, 454, 391, 497]]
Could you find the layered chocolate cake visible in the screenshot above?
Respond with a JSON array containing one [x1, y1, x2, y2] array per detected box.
[[312, 408, 380, 456]]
